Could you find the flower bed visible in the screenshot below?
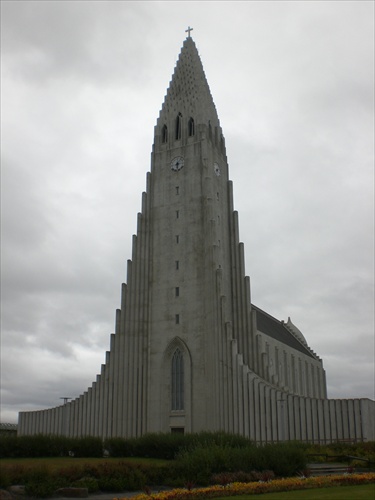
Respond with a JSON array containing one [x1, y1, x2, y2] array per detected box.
[[120, 473, 375, 500]]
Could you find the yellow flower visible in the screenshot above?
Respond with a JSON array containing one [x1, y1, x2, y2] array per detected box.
[[120, 473, 375, 500]]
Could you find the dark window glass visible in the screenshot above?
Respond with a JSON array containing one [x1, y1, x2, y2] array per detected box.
[[188, 117, 195, 136], [171, 348, 184, 410], [175, 113, 182, 140]]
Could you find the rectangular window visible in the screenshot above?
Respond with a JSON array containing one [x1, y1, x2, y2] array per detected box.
[[176, 210, 179, 219], [176, 260, 179, 270], [175, 314, 180, 324], [176, 186, 179, 195], [176, 235, 179, 244], [175, 287, 179, 297]]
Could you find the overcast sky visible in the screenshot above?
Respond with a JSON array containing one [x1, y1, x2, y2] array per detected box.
[[1, 1, 374, 424]]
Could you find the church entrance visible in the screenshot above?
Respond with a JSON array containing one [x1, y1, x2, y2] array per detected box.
[[171, 427, 184, 434]]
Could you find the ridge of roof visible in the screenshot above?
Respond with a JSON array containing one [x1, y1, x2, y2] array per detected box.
[[251, 304, 318, 359], [0, 422, 17, 429]]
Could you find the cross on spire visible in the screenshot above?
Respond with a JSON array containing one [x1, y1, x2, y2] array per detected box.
[[185, 26, 193, 38]]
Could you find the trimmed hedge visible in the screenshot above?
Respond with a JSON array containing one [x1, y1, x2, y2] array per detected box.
[[173, 442, 307, 485], [306, 441, 375, 466], [104, 431, 252, 459], [0, 435, 103, 458], [1, 431, 252, 460]]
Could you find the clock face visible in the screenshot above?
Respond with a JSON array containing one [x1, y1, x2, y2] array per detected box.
[[214, 162, 221, 176], [170, 156, 184, 172]]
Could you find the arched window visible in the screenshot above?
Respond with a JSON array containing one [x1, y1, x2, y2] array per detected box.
[[175, 113, 182, 140], [162, 125, 168, 143], [188, 117, 195, 137], [171, 348, 184, 410]]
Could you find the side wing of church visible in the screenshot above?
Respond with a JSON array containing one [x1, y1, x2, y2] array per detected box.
[[18, 36, 374, 442]]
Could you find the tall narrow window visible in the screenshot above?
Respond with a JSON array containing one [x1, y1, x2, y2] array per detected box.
[[162, 125, 168, 143], [188, 117, 195, 136], [176, 186, 179, 195], [176, 260, 179, 270], [175, 314, 180, 324], [176, 210, 179, 219], [175, 113, 182, 140], [176, 235, 179, 244], [171, 348, 184, 410], [175, 287, 180, 297]]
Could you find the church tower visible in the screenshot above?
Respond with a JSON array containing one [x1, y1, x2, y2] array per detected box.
[[117, 33, 255, 435], [18, 34, 374, 442], [145, 34, 252, 434]]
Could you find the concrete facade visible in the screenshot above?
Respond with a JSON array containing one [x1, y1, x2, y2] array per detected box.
[[18, 37, 374, 442]]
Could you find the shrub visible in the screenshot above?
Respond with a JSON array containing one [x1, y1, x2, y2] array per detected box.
[[92, 461, 147, 492], [68, 436, 103, 457], [0, 467, 11, 489], [1, 459, 172, 493], [71, 476, 100, 493], [104, 437, 135, 457], [188, 431, 252, 450], [0, 435, 105, 458], [104, 432, 253, 460], [174, 441, 306, 485], [54, 464, 86, 483], [0, 465, 26, 487], [25, 479, 58, 498], [210, 471, 264, 486], [257, 442, 307, 477], [175, 444, 237, 485], [0, 435, 17, 458], [105, 433, 187, 460]]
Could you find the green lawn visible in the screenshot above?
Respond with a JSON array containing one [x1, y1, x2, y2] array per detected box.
[[213, 484, 375, 500]]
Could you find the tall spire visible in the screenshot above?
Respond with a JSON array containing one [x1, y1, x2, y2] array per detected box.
[[157, 37, 221, 133]]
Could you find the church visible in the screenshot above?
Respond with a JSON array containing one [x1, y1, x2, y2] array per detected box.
[[18, 34, 374, 442]]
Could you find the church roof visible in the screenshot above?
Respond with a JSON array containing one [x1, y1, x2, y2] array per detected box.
[[252, 305, 317, 359], [157, 36, 221, 129]]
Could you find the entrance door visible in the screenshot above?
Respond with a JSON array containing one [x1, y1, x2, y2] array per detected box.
[[171, 427, 184, 434]]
